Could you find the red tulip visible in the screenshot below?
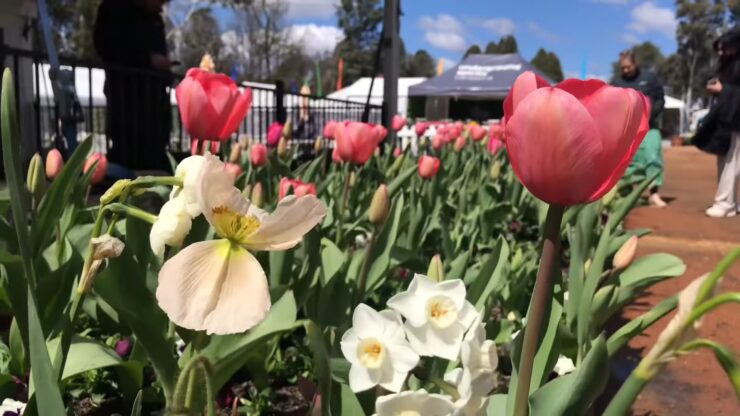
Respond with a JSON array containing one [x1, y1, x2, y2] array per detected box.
[[504, 71, 649, 206], [487, 136, 503, 155], [470, 125, 487, 142], [267, 122, 283, 146], [393, 147, 402, 157], [176, 68, 252, 142], [418, 155, 440, 179], [454, 135, 466, 152], [392, 115, 406, 132], [224, 162, 242, 179], [278, 177, 317, 200], [210, 140, 220, 155], [84, 152, 108, 185], [432, 134, 444, 151], [250, 143, 268, 167], [324, 120, 338, 139], [45, 148, 63, 180], [191, 139, 201, 155], [415, 122, 429, 136], [334, 121, 384, 164]]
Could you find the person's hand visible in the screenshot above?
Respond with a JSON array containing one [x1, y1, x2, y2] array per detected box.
[[150, 53, 171, 71], [707, 79, 723, 94]]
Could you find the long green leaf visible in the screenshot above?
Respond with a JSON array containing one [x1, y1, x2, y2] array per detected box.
[[618, 254, 686, 287], [606, 295, 678, 356], [365, 194, 404, 293], [680, 339, 740, 399], [387, 165, 416, 198], [306, 321, 331, 416], [467, 237, 509, 309]]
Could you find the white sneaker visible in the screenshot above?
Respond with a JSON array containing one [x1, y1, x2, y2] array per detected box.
[[705, 205, 737, 218], [648, 193, 668, 208]]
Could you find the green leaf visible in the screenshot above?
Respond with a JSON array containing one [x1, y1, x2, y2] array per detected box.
[[130, 390, 144, 416], [31, 136, 93, 257], [269, 249, 294, 287], [365, 194, 404, 293], [606, 295, 677, 356], [321, 238, 346, 285], [607, 172, 657, 230], [487, 394, 508, 416], [47, 335, 121, 379], [447, 248, 472, 281], [529, 335, 609, 416], [618, 254, 686, 287], [467, 237, 509, 309], [193, 291, 297, 390], [332, 383, 365, 416], [306, 321, 331, 416], [680, 339, 740, 399], [387, 166, 416, 198]]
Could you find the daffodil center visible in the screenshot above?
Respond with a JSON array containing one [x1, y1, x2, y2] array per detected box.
[[426, 295, 459, 329], [211, 206, 260, 244], [357, 338, 386, 369]]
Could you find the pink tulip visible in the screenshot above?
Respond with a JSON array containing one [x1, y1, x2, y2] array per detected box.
[[278, 177, 317, 200], [190, 139, 201, 155], [392, 115, 406, 132], [489, 123, 505, 142], [432, 134, 444, 151], [224, 162, 242, 179], [418, 155, 440, 179], [470, 125, 487, 142], [250, 143, 268, 167], [332, 147, 343, 164], [393, 147, 402, 157], [415, 122, 429, 137], [267, 122, 283, 146], [176, 68, 252, 142], [454, 135, 466, 152], [210, 140, 220, 155], [324, 120, 337, 139], [334, 121, 384, 164], [83, 152, 108, 185], [504, 71, 649, 206], [45, 148, 63, 180], [487, 136, 503, 155]]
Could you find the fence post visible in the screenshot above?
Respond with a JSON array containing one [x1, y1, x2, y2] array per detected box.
[[275, 79, 286, 124]]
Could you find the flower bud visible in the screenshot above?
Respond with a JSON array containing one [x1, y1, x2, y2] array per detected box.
[[229, 143, 242, 163], [190, 139, 201, 155], [277, 137, 289, 158], [374, 147, 381, 157], [26, 153, 46, 200], [199, 53, 215, 72], [314, 136, 323, 152], [238, 134, 251, 149], [45, 148, 63, 180], [100, 179, 132, 205], [393, 147, 402, 158], [250, 143, 268, 167], [427, 254, 444, 282], [224, 162, 242, 179], [210, 140, 220, 155], [489, 160, 502, 179], [454, 135, 466, 152], [614, 235, 638, 270], [251, 182, 264, 208], [349, 171, 357, 188], [282, 119, 293, 141], [368, 184, 390, 225], [115, 338, 132, 358], [79, 234, 124, 294], [506, 311, 517, 321], [584, 259, 592, 275], [602, 185, 618, 207]]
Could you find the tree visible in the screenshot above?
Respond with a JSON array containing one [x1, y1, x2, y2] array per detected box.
[[334, 0, 384, 86], [531, 48, 564, 82], [403, 50, 435, 77], [484, 41, 499, 54], [179, 8, 224, 71], [45, 0, 99, 60], [497, 35, 518, 53], [609, 41, 665, 82], [464, 44, 482, 58]]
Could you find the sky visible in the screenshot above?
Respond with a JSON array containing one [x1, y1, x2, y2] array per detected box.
[[210, 0, 679, 80]]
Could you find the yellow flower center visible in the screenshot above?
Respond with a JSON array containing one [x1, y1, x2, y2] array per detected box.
[[426, 295, 459, 329], [211, 206, 261, 244], [396, 412, 421, 416], [357, 338, 385, 369]]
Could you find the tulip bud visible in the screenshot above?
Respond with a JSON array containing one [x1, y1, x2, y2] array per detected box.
[[199, 53, 215, 72], [489, 160, 502, 179], [349, 171, 357, 188], [584, 259, 592, 275], [368, 184, 390, 225], [190, 139, 201, 155], [511, 248, 524, 270], [79, 234, 124, 294], [27, 153, 46, 201], [393, 147, 402, 158], [251, 182, 264, 208], [238, 134, 251, 149], [282, 119, 293, 141], [100, 179, 132, 205], [506, 311, 517, 321], [454, 135, 466, 152], [45, 148, 63, 180], [224, 162, 242, 179], [427, 254, 444, 282], [250, 143, 268, 167], [210, 140, 220, 155], [614, 236, 638, 270], [277, 137, 289, 158], [602, 185, 618, 207], [314, 136, 323, 152], [229, 143, 242, 163], [374, 147, 381, 157]]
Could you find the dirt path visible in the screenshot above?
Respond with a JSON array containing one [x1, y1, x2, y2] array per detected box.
[[619, 146, 740, 415]]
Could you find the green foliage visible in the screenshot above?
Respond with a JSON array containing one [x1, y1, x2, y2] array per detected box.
[[531, 48, 564, 82]]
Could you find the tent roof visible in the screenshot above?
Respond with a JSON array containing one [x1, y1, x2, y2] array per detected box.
[[328, 77, 427, 104], [664, 95, 685, 110], [408, 53, 552, 98]]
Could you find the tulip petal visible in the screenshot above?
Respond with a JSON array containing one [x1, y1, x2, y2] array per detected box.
[[176, 72, 219, 140], [219, 88, 252, 140], [505, 87, 605, 205], [503, 71, 550, 124], [333, 122, 356, 162], [555, 78, 607, 103], [156, 240, 270, 335], [244, 195, 326, 251]]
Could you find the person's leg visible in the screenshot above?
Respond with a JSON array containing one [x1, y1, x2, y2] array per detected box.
[[707, 131, 739, 217], [641, 129, 667, 207]]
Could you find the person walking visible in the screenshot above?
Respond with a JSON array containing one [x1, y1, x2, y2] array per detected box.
[[695, 29, 740, 218], [613, 50, 668, 207]]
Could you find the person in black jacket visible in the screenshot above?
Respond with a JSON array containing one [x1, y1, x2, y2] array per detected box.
[[703, 29, 740, 217], [94, 0, 172, 171], [612, 50, 668, 207]]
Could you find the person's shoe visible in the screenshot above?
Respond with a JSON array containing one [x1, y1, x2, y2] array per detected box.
[[705, 205, 737, 218], [648, 193, 668, 208]]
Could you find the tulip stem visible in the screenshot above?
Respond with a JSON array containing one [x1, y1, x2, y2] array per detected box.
[[513, 204, 564, 416], [355, 231, 377, 305], [602, 372, 648, 416], [336, 166, 352, 244]]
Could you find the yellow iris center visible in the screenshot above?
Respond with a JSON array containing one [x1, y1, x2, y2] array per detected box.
[[357, 338, 385, 369], [426, 295, 458, 329], [211, 206, 261, 244]]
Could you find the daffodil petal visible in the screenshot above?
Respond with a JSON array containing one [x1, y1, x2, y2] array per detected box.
[[380, 369, 408, 393], [244, 195, 326, 251], [388, 341, 420, 373], [349, 364, 379, 392], [156, 240, 270, 335]]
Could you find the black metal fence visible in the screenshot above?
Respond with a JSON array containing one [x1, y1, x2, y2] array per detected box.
[[1, 46, 382, 170]]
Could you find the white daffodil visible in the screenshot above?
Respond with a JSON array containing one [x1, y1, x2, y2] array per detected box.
[[387, 274, 477, 360], [444, 368, 490, 416], [340, 304, 420, 393], [460, 315, 498, 396], [0, 399, 26, 415], [150, 196, 193, 257], [170, 155, 207, 217], [374, 389, 457, 416], [553, 355, 576, 376], [156, 155, 326, 335]]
